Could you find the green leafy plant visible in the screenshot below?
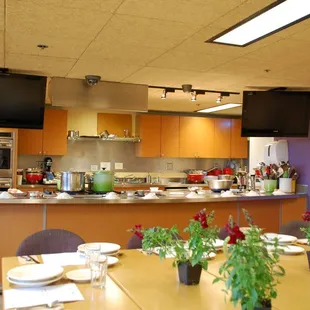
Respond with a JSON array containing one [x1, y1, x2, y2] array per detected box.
[[140, 209, 219, 270], [300, 211, 310, 244], [214, 210, 285, 310]]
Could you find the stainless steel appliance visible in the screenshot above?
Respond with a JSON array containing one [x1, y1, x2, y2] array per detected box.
[[60, 171, 85, 192], [0, 132, 15, 189]]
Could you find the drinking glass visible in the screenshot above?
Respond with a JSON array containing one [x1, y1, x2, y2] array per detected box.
[[84, 244, 101, 268], [90, 253, 107, 289]]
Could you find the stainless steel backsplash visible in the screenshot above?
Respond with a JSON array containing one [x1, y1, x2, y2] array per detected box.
[[18, 140, 239, 172]]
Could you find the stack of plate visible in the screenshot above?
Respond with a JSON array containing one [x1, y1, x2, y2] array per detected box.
[[213, 239, 224, 251], [263, 233, 297, 244], [7, 264, 64, 287], [77, 242, 121, 256]]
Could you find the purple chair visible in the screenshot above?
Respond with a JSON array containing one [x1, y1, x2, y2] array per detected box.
[[279, 220, 308, 239], [16, 229, 85, 256], [218, 227, 229, 240]]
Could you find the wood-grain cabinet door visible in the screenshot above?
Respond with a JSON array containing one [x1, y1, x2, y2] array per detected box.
[[42, 109, 68, 156], [231, 119, 248, 158], [18, 129, 43, 155], [214, 119, 231, 158], [179, 117, 198, 158], [136, 115, 161, 157], [161, 115, 179, 158], [197, 117, 215, 158], [97, 113, 132, 137]]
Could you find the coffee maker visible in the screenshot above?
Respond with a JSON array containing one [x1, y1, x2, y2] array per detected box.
[[43, 157, 53, 180]]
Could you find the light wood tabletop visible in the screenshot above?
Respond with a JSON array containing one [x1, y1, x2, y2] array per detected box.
[[1, 256, 141, 310]]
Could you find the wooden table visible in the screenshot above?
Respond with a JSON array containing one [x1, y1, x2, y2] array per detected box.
[[1, 257, 141, 310], [3, 249, 310, 310]]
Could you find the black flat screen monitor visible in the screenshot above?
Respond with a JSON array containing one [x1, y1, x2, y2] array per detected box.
[[242, 91, 310, 137], [0, 73, 46, 129]]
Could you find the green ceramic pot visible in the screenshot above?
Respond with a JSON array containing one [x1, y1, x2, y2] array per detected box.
[[93, 169, 114, 193]]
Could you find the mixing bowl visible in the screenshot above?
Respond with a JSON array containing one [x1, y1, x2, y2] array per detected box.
[[208, 179, 233, 192]]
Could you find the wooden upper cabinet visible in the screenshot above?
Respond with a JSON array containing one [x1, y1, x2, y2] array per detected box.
[[214, 119, 231, 158], [161, 116, 179, 158], [18, 129, 43, 155], [180, 117, 199, 158], [231, 119, 248, 158], [97, 113, 132, 137], [196, 117, 215, 158], [136, 115, 161, 157], [42, 109, 68, 155]]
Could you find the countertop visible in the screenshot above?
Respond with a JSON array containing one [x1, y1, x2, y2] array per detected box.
[[0, 192, 306, 204]]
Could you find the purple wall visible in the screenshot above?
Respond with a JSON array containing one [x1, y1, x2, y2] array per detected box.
[[285, 130, 310, 210]]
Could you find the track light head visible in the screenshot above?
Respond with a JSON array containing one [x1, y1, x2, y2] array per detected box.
[[216, 95, 222, 104], [161, 89, 167, 99], [191, 91, 197, 102]]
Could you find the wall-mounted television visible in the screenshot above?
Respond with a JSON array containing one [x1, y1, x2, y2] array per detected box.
[[241, 91, 310, 137], [0, 73, 46, 129]]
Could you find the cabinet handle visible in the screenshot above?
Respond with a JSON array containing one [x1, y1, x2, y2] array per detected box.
[[39, 151, 41, 155]]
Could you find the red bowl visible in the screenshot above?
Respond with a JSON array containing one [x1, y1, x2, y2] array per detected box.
[[187, 174, 204, 184], [26, 172, 44, 184], [223, 168, 233, 175]]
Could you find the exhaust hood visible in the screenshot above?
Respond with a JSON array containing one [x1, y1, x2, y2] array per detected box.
[[50, 77, 148, 112]]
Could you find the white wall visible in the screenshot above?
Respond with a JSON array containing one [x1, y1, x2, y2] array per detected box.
[[249, 137, 274, 173]]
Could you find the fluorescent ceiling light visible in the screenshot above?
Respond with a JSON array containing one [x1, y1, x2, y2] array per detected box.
[[207, 0, 310, 46], [197, 103, 241, 113]]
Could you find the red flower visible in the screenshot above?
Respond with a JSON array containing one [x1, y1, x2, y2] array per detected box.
[[225, 216, 245, 244], [193, 209, 208, 229], [133, 224, 144, 239], [302, 212, 310, 222]]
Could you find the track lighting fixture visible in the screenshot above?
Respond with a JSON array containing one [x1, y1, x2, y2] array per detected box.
[[149, 85, 239, 102], [191, 91, 197, 102], [161, 89, 167, 99]]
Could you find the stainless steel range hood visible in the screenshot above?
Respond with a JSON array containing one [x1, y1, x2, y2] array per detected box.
[[50, 77, 148, 112]]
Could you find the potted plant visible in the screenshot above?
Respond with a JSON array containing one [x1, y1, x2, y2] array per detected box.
[[300, 211, 310, 268], [130, 209, 219, 285], [214, 210, 285, 310]]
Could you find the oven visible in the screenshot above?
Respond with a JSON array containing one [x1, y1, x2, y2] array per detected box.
[[0, 132, 15, 180]]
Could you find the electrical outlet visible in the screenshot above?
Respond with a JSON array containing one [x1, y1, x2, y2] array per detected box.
[[100, 162, 111, 171], [90, 165, 98, 171], [115, 163, 123, 170], [166, 162, 173, 170]]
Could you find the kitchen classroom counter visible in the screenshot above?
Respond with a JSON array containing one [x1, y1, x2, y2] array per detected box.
[[0, 193, 306, 282]]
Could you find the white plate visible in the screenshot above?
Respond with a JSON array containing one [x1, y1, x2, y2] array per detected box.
[[7, 274, 63, 287], [78, 242, 121, 254], [153, 247, 216, 260], [213, 239, 224, 249], [263, 233, 297, 244], [7, 264, 64, 282], [267, 245, 305, 255], [205, 252, 216, 260], [66, 269, 90, 283], [107, 256, 119, 266], [297, 238, 309, 245]]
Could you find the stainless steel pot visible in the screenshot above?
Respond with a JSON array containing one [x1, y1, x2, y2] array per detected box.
[[218, 174, 235, 181], [208, 179, 233, 192], [67, 130, 79, 139], [60, 171, 85, 192]]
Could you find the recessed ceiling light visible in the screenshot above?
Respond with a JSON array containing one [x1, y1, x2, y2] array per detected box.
[[197, 103, 241, 113], [207, 0, 310, 46]]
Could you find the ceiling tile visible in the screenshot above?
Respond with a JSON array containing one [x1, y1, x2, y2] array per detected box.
[[5, 53, 76, 76], [6, 33, 91, 58], [94, 14, 201, 50], [117, 0, 245, 26], [10, 0, 122, 13], [210, 0, 275, 30], [289, 25, 310, 42], [67, 59, 142, 82], [6, 1, 112, 40], [148, 50, 235, 72], [81, 40, 167, 66], [122, 67, 201, 87]]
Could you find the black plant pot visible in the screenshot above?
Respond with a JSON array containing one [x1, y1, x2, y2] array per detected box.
[[306, 251, 310, 269], [253, 299, 272, 310], [177, 262, 202, 285], [254, 307, 271, 310]]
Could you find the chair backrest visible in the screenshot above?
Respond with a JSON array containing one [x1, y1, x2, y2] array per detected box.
[[16, 229, 85, 256], [279, 220, 308, 239], [126, 228, 183, 249], [218, 227, 229, 240]]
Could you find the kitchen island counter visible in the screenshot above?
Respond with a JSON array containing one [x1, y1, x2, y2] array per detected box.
[[0, 192, 306, 282]]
